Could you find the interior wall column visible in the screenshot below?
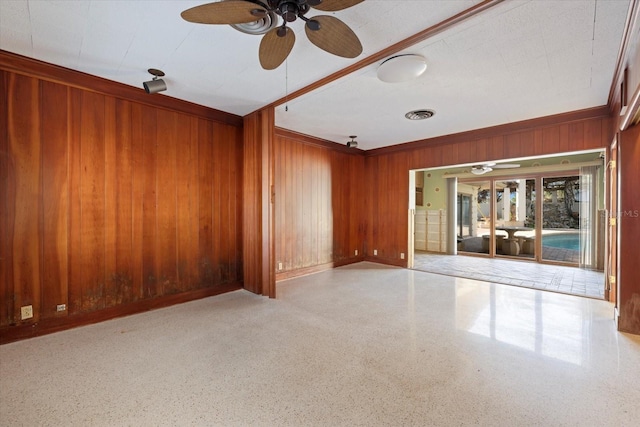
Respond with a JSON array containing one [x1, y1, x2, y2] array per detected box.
[[446, 177, 457, 255], [617, 123, 640, 334], [242, 107, 276, 298]]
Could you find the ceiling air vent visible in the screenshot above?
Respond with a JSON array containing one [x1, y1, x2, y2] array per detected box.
[[405, 109, 435, 120]]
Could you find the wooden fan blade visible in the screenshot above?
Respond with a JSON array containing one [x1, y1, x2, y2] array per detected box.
[[181, 0, 266, 25], [493, 164, 521, 168], [259, 27, 295, 70], [312, 0, 364, 12], [305, 15, 362, 58]]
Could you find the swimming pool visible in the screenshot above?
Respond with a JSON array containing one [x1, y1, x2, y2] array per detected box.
[[542, 233, 580, 251]]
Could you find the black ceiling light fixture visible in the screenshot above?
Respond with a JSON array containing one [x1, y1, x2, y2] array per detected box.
[[180, 0, 365, 70], [143, 68, 167, 94], [346, 135, 358, 148]]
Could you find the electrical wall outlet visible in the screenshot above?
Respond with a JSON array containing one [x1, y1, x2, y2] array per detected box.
[[400, 253, 405, 259], [355, 249, 358, 256], [56, 304, 66, 312], [278, 262, 283, 271], [21, 305, 33, 320], [373, 249, 378, 256]]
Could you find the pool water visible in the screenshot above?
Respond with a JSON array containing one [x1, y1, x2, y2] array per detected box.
[[542, 233, 580, 251]]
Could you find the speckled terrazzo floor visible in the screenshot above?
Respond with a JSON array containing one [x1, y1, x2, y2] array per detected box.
[[414, 252, 605, 299], [1, 262, 639, 426]]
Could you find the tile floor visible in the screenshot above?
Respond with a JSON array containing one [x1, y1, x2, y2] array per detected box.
[[414, 252, 605, 299], [1, 262, 638, 426]]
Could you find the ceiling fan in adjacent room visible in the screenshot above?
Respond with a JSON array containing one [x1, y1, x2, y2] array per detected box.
[[470, 162, 521, 175], [181, 0, 364, 70]]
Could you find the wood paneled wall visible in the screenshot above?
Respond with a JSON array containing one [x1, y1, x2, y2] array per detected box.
[[609, 1, 640, 335], [0, 68, 243, 339], [618, 124, 640, 334], [364, 113, 612, 267], [274, 129, 365, 278]]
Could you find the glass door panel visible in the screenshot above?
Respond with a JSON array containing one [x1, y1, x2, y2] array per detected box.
[[457, 194, 471, 237], [494, 178, 536, 259], [457, 181, 490, 254], [541, 175, 580, 265]]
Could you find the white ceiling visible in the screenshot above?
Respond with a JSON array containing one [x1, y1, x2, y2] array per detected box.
[[0, 0, 631, 150]]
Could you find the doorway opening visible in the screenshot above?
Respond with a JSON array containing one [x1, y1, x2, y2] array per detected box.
[[411, 151, 606, 299]]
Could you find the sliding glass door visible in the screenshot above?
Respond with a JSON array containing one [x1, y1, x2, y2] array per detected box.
[[457, 181, 490, 254], [458, 167, 601, 268], [541, 169, 598, 268], [493, 178, 536, 259]]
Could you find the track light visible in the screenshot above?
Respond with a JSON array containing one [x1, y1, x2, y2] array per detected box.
[[346, 135, 358, 148], [143, 68, 167, 94]]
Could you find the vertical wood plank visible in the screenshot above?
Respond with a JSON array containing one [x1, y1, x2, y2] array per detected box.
[[104, 97, 117, 307], [40, 81, 68, 319], [301, 145, 312, 265], [219, 124, 232, 283], [7, 74, 42, 321], [533, 129, 544, 155], [187, 118, 200, 288], [558, 123, 570, 153], [442, 143, 458, 166], [568, 122, 585, 152], [156, 109, 178, 295], [456, 140, 477, 164], [175, 113, 193, 291], [475, 138, 489, 163], [199, 118, 213, 286], [0, 70, 12, 325], [505, 133, 522, 159], [542, 126, 560, 155], [583, 118, 602, 150], [79, 91, 106, 312], [115, 99, 134, 304], [140, 107, 157, 298], [488, 135, 505, 160], [233, 125, 243, 281], [130, 104, 145, 300], [211, 123, 222, 284], [67, 88, 83, 314]]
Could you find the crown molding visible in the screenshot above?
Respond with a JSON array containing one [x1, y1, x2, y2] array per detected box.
[[0, 50, 242, 127]]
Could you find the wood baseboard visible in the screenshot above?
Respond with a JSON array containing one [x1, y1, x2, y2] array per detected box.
[[0, 284, 241, 345], [275, 257, 365, 282], [363, 256, 407, 268]]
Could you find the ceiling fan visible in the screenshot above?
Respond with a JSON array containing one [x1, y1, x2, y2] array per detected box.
[[181, 0, 364, 70], [470, 162, 521, 175]]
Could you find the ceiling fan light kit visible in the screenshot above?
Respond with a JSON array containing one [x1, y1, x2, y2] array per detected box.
[[377, 54, 427, 83], [181, 0, 365, 70], [231, 9, 279, 35], [470, 162, 521, 175], [143, 68, 167, 94]]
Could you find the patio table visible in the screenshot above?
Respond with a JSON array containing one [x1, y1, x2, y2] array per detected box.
[[495, 226, 532, 240]]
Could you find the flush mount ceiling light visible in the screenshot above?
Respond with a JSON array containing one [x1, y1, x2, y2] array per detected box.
[[405, 109, 435, 120], [377, 54, 427, 83], [143, 68, 167, 94], [346, 135, 358, 148]]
